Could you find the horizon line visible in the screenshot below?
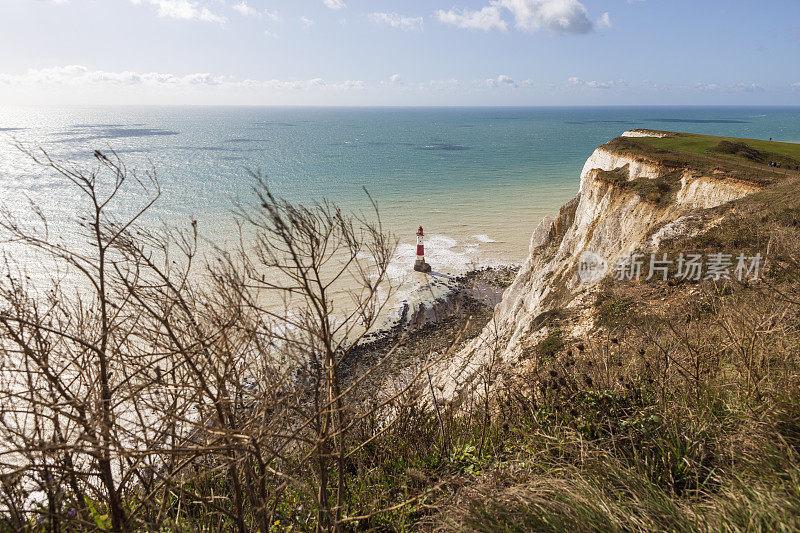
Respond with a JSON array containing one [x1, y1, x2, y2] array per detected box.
[[2, 104, 800, 109]]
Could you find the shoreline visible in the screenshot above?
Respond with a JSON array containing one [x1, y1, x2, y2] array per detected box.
[[341, 265, 518, 389]]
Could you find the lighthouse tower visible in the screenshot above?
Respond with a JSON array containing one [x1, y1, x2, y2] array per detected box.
[[413, 226, 431, 273]]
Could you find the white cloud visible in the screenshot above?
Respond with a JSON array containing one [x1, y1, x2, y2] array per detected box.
[[182, 72, 224, 85], [369, 12, 423, 31], [436, 5, 507, 32], [486, 74, 517, 87], [129, 0, 225, 24], [649, 81, 774, 94], [264, 29, 277, 38], [232, 2, 281, 22], [568, 76, 626, 89], [322, 0, 346, 9], [792, 82, 800, 91], [418, 78, 461, 91], [243, 78, 322, 89], [33, 0, 68, 4], [252, 78, 362, 90], [301, 16, 314, 29], [0, 65, 225, 86], [497, 74, 515, 86], [439, 0, 599, 34], [0, 66, 373, 94], [731, 82, 765, 93], [689, 82, 719, 91], [597, 12, 612, 29], [379, 74, 404, 87], [500, 0, 593, 34], [233, 1, 259, 18]]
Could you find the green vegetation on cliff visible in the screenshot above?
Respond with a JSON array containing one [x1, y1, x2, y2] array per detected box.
[[593, 163, 681, 205], [4, 135, 800, 531], [636, 131, 800, 161], [436, 132, 800, 531], [603, 131, 800, 186]]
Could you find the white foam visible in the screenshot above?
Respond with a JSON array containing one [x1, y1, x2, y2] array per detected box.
[[385, 234, 472, 302], [388, 234, 476, 279], [377, 232, 520, 330], [472, 234, 496, 243]]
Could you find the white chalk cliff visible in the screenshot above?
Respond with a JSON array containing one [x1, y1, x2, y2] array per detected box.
[[435, 131, 763, 399]]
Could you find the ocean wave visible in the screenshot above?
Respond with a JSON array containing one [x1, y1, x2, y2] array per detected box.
[[472, 234, 497, 243], [418, 143, 470, 151], [385, 234, 478, 302]]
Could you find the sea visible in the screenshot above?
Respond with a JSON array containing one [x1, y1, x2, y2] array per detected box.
[[1, 106, 799, 314]]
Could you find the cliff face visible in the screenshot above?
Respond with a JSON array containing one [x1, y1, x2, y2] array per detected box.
[[435, 132, 763, 399]]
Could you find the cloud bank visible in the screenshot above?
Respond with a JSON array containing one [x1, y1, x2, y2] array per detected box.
[[486, 74, 517, 87], [0, 65, 368, 92], [568, 76, 626, 89], [438, 0, 599, 35]]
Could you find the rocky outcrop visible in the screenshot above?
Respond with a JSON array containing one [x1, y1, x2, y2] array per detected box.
[[434, 132, 765, 400], [578, 148, 663, 186], [677, 174, 761, 209]]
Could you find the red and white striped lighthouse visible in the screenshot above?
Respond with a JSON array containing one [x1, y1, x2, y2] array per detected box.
[[413, 226, 431, 273]]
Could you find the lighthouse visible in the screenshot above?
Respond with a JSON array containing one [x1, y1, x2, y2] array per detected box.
[[413, 226, 432, 273]]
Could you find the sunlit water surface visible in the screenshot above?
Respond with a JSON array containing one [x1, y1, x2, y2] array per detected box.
[[2, 106, 799, 318]]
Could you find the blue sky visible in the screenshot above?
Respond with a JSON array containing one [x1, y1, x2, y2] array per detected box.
[[2, 0, 800, 105]]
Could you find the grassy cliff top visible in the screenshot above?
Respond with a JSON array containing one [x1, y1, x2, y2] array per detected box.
[[632, 130, 800, 159], [603, 130, 800, 185]]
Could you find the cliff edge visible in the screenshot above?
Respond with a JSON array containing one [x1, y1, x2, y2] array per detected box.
[[434, 129, 797, 400]]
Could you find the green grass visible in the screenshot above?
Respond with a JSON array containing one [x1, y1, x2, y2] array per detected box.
[[594, 165, 680, 205], [595, 293, 635, 328], [537, 329, 565, 362], [634, 131, 800, 161], [602, 132, 800, 186]]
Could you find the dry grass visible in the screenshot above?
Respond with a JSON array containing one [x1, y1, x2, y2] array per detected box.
[[429, 167, 800, 532], [3, 140, 800, 531]]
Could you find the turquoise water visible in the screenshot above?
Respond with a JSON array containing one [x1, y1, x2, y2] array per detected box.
[[1, 106, 799, 282]]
